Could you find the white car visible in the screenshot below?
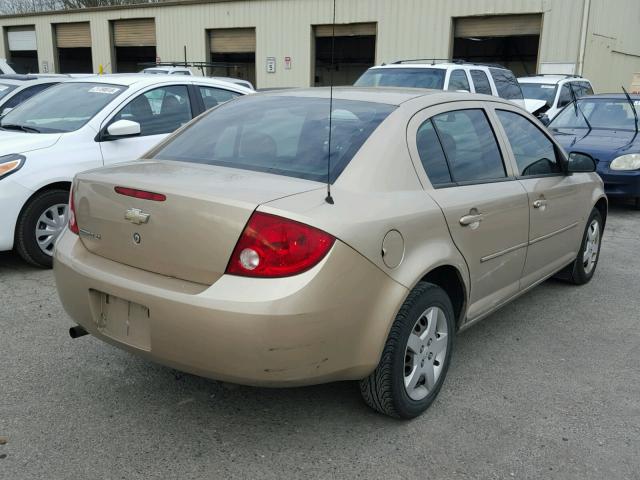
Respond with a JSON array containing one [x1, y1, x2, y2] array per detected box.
[[0, 58, 16, 75], [141, 66, 193, 76], [518, 75, 594, 122], [355, 60, 526, 110], [0, 75, 69, 115], [0, 74, 252, 267]]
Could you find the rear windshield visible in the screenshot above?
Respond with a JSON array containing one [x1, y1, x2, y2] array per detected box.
[[354, 68, 446, 89], [520, 83, 557, 104], [489, 68, 524, 100], [152, 95, 395, 182], [0, 83, 18, 101]]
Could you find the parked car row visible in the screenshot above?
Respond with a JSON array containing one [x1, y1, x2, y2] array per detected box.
[[0, 58, 633, 419]]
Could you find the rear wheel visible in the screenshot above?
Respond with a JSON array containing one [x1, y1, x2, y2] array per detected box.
[[15, 189, 69, 268], [556, 208, 602, 285], [359, 282, 454, 419]]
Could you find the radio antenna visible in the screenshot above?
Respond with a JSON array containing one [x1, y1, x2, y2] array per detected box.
[[324, 0, 336, 205]]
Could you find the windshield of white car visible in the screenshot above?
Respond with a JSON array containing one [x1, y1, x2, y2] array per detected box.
[[550, 98, 639, 131], [520, 83, 557, 104], [0, 82, 126, 133], [0, 83, 18, 100], [354, 68, 446, 89], [152, 95, 395, 182]]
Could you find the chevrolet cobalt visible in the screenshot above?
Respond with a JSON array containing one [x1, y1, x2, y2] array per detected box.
[[54, 89, 606, 418]]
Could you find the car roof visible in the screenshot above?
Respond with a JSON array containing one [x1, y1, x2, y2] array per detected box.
[[367, 62, 509, 71], [518, 75, 589, 84], [0, 76, 66, 86], [65, 73, 252, 92], [255, 86, 514, 107]]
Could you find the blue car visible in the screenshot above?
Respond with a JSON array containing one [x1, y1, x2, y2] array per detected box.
[[549, 93, 640, 209]]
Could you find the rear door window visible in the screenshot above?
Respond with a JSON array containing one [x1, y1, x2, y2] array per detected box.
[[447, 70, 470, 91], [431, 109, 506, 183], [557, 84, 572, 108], [416, 120, 452, 186], [489, 68, 524, 100], [470, 70, 492, 95], [496, 110, 562, 176], [197, 86, 240, 110]]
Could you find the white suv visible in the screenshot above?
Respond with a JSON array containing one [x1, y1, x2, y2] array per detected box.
[[518, 75, 594, 123], [355, 60, 526, 110], [0, 58, 17, 75]]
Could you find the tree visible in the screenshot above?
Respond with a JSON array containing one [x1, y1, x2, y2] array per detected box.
[[0, 0, 164, 14]]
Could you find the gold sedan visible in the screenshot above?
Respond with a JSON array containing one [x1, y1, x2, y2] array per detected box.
[[54, 88, 606, 418]]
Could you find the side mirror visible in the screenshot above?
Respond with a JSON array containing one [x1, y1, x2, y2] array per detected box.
[[106, 119, 141, 139], [568, 152, 596, 173]]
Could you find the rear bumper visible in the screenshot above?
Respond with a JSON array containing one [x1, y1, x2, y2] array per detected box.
[[0, 178, 33, 251], [54, 230, 408, 387]]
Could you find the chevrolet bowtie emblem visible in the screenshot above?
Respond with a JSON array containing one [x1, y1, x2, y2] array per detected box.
[[124, 208, 150, 225]]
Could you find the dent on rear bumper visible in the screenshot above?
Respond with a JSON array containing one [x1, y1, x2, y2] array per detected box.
[[54, 230, 408, 387]]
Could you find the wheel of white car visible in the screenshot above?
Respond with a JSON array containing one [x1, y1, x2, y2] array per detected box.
[[359, 282, 455, 419], [15, 189, 69, 268]]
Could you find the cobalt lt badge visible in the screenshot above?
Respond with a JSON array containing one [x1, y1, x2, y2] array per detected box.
[[133, 232, 141, 244]]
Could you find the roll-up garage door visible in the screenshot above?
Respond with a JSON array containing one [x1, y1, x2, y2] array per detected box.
[[7, 26, 37, 51], [55, 22, 91, 48], [113, 18, 156, 47], [209, 28, 255, 53], [455, 14, 541, 38], [314, 23, 376, 38]]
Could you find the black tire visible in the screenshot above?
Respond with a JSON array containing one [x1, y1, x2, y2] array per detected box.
[[15, 189, 69, 268], [359, 282, 455, 419], [556, 208, 603, 285]]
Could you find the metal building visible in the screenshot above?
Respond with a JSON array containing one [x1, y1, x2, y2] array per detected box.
[[0, 0, 638, 91]]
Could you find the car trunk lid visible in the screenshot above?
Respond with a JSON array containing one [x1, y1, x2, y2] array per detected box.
[[73, 160, 322, 285]]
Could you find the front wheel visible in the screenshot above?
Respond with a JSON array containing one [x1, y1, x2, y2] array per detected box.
[[15, 189, 69, 268], [359, 282, 455, 419], [557, 208, 603, 285]]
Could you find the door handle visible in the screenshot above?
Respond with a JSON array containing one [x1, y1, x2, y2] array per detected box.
[[533, 199, 548, 209], [459, 213, 484, 227]]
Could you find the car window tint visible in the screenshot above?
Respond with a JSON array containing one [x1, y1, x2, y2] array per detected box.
[[113, 85, 192, 137], [198, 86, 240, 110], [496, 110, 561, 176], [432, 109, 506, 182], [470, 70, 492, 95], [489, 68, 524, 100], [4, 83, 56, 109], [578, 81, 594, 96], [416, 120, 452, 185], [447, 70, 470, 91]]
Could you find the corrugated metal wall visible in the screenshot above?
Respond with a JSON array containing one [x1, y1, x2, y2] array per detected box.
[[0, 0, 633, 90]]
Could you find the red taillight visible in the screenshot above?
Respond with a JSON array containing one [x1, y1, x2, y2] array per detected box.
[[68, 188, 79, 235], [114, 186, 166, 202], [226, 212, 335, 278]]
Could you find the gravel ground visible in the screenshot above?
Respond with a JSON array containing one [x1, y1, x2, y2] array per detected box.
[[1, 203, 638, 479]]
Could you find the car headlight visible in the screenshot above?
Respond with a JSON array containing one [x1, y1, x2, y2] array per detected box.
[[610, 153, 640, 171], [0, 154, 26, 179]]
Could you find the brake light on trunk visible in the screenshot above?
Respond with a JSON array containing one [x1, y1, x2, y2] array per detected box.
[[68, 188, 79, 235], [114, 186, 166, 202], [226, 212, 335, 278]]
